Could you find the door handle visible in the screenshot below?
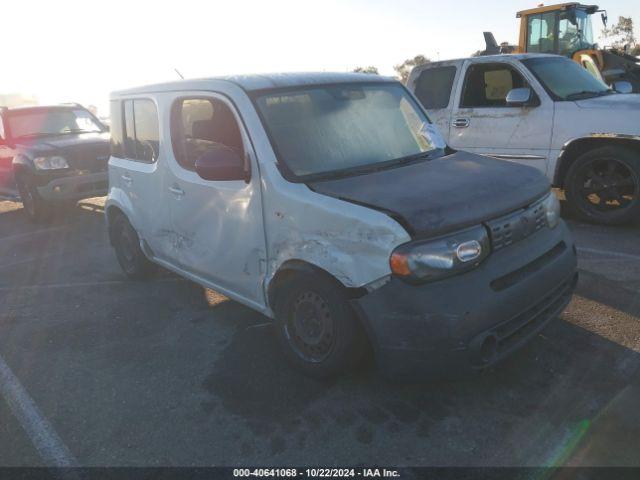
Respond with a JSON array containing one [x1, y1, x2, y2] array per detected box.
[[121, 173, 132, 186], [452, 118, 470, 128], [169, 185, 185, 198]]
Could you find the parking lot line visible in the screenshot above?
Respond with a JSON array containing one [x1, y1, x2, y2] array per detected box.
[[577, 247, 640, 262], [0, 253, 61, 271], [0, 354, 77, 467], [0, 226, 69, 244], [0, 277, 187, 292]]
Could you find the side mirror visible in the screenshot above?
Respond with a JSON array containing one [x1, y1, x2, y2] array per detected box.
[[194, 145, 248, 182], [506, 87, 533, 107], [613, 81, 633, 94]]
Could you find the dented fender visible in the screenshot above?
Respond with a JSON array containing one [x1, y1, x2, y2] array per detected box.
[[261, 163, 411, 296]]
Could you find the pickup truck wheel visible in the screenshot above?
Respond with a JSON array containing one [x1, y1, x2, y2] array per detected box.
[[15, 175, 49, 222], [565, 146, 640, 225], [273, 274, 364, 378], [112, 215, 156, 280]]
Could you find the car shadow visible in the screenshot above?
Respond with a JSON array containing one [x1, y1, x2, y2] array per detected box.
[[197, 289, 640, 464]]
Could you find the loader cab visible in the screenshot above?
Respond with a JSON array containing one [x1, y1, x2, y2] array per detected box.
[[519, 3, 600, 55], [518, 3, 608, 83]]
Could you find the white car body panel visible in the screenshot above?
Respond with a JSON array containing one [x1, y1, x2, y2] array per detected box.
[[105, 78, 411, 317], [407, 53, 640, 184]]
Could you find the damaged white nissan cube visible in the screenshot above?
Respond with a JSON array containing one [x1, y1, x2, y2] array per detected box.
[[106, 73, 577, 379]]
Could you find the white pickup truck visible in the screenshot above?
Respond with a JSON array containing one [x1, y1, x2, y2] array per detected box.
[[407, 53, 640, 225]]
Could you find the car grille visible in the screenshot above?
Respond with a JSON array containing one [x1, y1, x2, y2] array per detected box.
[[66, 144, 110, 172], [486, 197, 546, 251]]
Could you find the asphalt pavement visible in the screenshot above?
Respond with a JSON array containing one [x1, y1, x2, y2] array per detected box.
[[0, 197, 638, 467]]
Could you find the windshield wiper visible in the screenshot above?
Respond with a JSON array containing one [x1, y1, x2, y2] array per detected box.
[[303, 150, 440, 182], [16, 132, 64, 139], [62, 129, 99, 134], [565, 90, 613, 100]]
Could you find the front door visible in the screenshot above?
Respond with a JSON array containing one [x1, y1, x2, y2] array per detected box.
[[448, 60, 554, 175], [163, 93, 266, 307]]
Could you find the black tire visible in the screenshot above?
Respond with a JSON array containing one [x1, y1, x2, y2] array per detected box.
[[565, 146, 640, 225], [111, 214, 156, 280], [15, 174, 49, 222], [273, 273, 365, 378]]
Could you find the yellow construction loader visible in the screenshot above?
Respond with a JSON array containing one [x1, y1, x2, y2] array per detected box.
[[483, 3, 640, 91]]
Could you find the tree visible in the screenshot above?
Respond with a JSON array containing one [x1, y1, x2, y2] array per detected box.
[[602, 16, 637, 51], [394, 55, 430, 83], [353, 66, 379, 74]]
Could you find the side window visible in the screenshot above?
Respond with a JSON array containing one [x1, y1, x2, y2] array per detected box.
[[527, 12, 557, 53], [123, 100, 136, 159], [414, 66, 457, 110], [461, 64, 528, 108], [109, 101, 124, 158], [122, 99, 159, 163], [170, 97, 244, 172], [133, 100, 160, 163]]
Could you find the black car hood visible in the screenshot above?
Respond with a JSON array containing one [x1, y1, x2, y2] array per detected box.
[[17, 132, 110, 153], [307, 151, 550, 238], [16, 132, 110, 171]]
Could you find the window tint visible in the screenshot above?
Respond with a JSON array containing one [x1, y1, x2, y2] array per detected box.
[[123, 100, 136, 159], [414, 66, 457, 110], [133, 100, 160, 163], [122, 99, 159, 163], [109, 101, 124, 158], [461, 64, 528, 108], [527, 12, 557, 53], [171, 97, 244, 172]]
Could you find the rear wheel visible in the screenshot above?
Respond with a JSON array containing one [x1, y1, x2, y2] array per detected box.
[[15, 174, 49, 222], [273, 273, 365, 378], [565, 146, 640, 225], [112, 214, 156, 280]]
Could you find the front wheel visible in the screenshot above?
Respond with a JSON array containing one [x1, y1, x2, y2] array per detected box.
[[273, 273, 365, 378], [565, 146, 640, 225], [16, 175, 49, 222]]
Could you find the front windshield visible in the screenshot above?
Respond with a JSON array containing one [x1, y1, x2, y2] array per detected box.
[[558, 9, 595, 56], [7, 108, 104, 139], [255, 83, 444, 179], [522, 56, 611, 100]]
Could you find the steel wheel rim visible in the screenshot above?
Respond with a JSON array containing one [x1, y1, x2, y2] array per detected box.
[[577, 157, 639, 213], [285, 290, 336, 363]]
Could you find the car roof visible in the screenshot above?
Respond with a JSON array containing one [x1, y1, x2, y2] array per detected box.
[[111, 72, 397, 97], [3, 104, 82, 113], [421, 53, 562, 66]]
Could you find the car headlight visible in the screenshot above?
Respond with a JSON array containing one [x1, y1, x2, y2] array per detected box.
[[390, 225, 491, 283], [542, 191, 560, 229], [33, 156, 69, 170]]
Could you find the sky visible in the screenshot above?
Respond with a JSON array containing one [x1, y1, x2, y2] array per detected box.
[[2, 0, 639, 115]]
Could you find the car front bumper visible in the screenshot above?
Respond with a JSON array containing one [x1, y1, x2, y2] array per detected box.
[[352, 221, 578, 379], [35, 171, 108, 202]]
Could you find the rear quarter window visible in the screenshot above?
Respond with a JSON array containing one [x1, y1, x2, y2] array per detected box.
[[413, 66, 457, 110]]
